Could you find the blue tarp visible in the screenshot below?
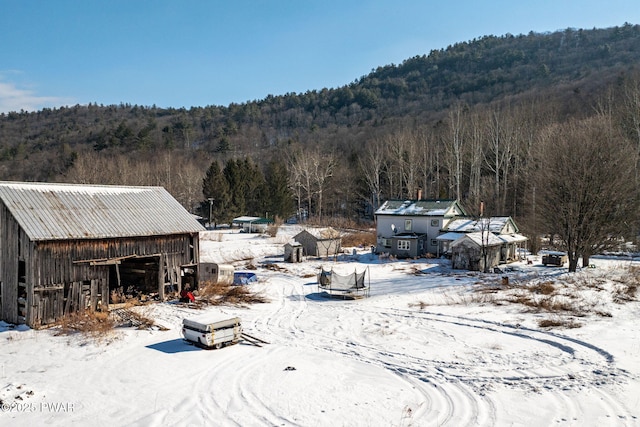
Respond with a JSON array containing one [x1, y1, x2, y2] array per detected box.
[[233, 272, 257, 285]]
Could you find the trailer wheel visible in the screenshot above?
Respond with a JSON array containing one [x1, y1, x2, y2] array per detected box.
[[215, 342, 223, 349]]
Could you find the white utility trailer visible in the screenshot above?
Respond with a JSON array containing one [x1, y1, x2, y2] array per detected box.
[[182, 314, 242, 349]]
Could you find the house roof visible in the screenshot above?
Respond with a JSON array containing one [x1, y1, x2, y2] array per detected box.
[[443, 217, 517, 234], [0, 181, 205, 241], [391, 232, 425, 239], [499, 234, 528, 243], [452, 231, 505, 247], [375, 199, 466, 217], [451, 231, 528, 247], [436, 232, 465, 242]]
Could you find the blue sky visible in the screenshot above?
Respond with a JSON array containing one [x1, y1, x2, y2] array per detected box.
[[1, 0, 639, 113]]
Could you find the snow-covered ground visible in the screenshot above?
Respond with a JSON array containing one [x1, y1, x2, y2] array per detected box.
[[1, 226, 639, 426]]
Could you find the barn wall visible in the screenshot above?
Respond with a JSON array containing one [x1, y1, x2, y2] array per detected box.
[[0, 205, 21, 324], [16, 233, 199, 327], [31, 234, 197, 285]]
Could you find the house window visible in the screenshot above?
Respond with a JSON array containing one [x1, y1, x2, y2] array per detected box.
[[405, 219, 412, 231], [397, 240, 411, 251], [382, 238, 392, 248], [431, 219, 439, 227], [431, 239, 438, 246]]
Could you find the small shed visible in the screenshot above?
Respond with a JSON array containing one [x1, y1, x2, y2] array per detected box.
[[199, 263, 235, 284], [294, 228, 342, 258], [451, 232, 503, 271], [284, 242, 304, 263], [0, 182, 205, 327]]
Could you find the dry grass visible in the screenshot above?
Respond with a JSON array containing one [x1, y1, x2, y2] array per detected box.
[[610, 265, 640, 303], [529, 281, 556, 295], [56, 310, 115, 340], [266, 223, 280, 237], [408, 301, 429, 310], [538, 317, 582, 329], [198, 281, 269, 306], [341, 231, 376, 248]]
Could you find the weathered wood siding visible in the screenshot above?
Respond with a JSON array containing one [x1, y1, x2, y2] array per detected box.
[[451, 241, 501, 271], [31, 235, 197, 285], [0, 204, 21, 323], [1, 227, 200, 327]]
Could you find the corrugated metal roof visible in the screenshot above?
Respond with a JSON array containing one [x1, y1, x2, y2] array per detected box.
[[0, 181, 205, 241]]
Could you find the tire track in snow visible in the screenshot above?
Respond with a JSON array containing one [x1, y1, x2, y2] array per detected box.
[[249, 277, 492, 427], [193, 345, 302, 427], [356, 305, 636, 424], [249, 276, 451, 425], [322, 309, 494, 427]]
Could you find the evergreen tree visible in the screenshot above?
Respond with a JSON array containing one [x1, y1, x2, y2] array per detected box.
[[265, 159, 294, 219], [242, 158, 268, 216], [202, 160, 230, 226], [223, 158, 246, 218]]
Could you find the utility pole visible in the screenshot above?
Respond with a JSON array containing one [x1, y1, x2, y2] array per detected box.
[[208, 198, 214, 229]]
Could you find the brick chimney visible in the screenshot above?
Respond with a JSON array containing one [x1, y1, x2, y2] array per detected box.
[[416, 188, 422, 200]]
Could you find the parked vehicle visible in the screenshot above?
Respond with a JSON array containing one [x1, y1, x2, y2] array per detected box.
[[541, 251, 568, 266], [182, 315, 242, 349], [199, 262, 234, 284]]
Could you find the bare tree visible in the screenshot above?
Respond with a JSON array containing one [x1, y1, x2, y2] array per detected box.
[[310, 150, 335, 219], [287, 147, 335, 219], [385, 128, 421, 199], [359, 137, 386, 212], [445, 103, 466, 200], [466, 109, 485, 214], [287, 149, 314, 219], [535, 115, 637, 272], [484, 107, 516, 214]]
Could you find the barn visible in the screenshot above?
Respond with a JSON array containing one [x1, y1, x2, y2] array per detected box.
[[0, 182, 205, 328]]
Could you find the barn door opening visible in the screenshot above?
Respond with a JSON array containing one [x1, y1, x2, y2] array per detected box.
[[108, 256, 160, 304]]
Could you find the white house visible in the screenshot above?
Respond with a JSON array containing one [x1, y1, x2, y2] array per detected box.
[[374, 199, 467, 257]]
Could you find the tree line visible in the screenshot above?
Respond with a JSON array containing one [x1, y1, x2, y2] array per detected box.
[[0, 24, 639, 271]]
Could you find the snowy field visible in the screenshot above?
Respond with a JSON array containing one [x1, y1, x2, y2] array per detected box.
[[1, 226, 639, 426]]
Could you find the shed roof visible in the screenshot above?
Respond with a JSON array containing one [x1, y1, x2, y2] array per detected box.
[[295, 227, 341, 240], [0, 181, 204, 241]]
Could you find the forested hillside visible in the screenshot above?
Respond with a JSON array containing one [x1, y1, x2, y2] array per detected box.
[[1, 24, 640, 243]]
